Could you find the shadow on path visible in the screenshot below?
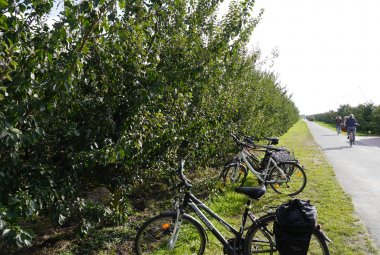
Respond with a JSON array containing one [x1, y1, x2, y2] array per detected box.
[[322, 141, 369, 151], [358, 137, 380, 148], [322, 146, 350, 151]]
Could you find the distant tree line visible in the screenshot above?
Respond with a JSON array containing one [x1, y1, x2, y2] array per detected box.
[[0, 0, 299, 248], [307, 103, 380, 134]]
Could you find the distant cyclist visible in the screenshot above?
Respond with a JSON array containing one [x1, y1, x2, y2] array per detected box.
[[335, 116, 342, 135], [345, 114, 359, 143]]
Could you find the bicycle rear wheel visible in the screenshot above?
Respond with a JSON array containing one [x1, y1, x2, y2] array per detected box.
[[349, 132, 354, 147], [244, 214, 330, 255], [135, 212, 206, 255], [268, 162, 307, 196]]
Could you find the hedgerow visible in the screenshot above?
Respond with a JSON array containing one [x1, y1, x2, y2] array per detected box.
[[0, 0, 298, 248]]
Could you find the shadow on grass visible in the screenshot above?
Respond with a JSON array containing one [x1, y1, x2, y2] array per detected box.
[[72, 226, 136, 255], [4, 216, 144, 255]]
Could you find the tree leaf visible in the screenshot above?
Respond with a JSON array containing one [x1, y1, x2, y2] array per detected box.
[[9, 127, 22, 135], [2, 229, 12, 238], [0, 0, 8, 8], [58, 214, 66, 225]]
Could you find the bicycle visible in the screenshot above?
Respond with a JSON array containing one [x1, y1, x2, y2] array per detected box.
[[134, 160, 331, 254], [348, 130, 354, 147], [221, 134, 307, 196], [347, 123, 359, 148], [336, 124, 341, 135]]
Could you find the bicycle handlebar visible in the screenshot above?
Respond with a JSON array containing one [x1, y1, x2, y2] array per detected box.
[[231, 133, 287, 152], [176, 159, 192, 188], [230, 133, 256, 148]]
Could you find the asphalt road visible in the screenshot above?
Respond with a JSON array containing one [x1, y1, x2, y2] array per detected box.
[[306, 120, 380, 247]]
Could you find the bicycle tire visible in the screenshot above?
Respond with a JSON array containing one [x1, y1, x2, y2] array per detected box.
[[268, 161, 307, 196], [244, 214, 330, 255], [135, 212, 206, 255], [222, 162, 248, 186], [349, 132, 353, 147]]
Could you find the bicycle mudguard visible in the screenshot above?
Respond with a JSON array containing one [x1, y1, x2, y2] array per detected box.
[[280, 160, 305, 170], [316, 225, 332, 243]]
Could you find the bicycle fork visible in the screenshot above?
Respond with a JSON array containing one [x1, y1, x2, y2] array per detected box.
[[168, 208, 183, 249]]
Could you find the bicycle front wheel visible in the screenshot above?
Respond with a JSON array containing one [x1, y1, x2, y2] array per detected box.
[[135, 212, 206, 255], [268, 162, 307, 196], [244, 214, 330, 255], [222, 162, 248, 186]]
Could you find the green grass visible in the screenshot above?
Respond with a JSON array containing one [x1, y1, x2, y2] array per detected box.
[[9, 120, 380, 254]]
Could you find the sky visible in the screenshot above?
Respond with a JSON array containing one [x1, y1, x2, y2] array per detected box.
[[244, 0, 380, 115]]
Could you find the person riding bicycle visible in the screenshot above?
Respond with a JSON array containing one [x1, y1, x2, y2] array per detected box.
[[335, 116, 342, 134], [345, 114, 359, 143]]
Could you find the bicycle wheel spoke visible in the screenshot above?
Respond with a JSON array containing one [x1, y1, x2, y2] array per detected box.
[[222, 163, 247, 187], [136, 214, 205, 255], [269, 162, 306, 196]]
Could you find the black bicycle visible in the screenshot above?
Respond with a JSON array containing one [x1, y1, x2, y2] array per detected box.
[[134, 160, 330, 254]]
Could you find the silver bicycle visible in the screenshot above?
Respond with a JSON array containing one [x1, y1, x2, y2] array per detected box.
[[221, 134, 307, 196]]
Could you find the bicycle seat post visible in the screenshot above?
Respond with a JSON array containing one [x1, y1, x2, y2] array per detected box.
[[239, 199, 252, 235]]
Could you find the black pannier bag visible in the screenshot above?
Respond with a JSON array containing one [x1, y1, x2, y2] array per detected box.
[[274, 199, 317, 255]]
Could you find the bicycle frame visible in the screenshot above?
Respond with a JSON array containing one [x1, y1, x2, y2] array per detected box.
[[174, 189, 259, 253], [239, 149, 288, 183]]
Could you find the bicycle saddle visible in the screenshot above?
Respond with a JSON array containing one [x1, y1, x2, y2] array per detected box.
[[264, 145, 285, 152], [235, 185, 266, 200], [265, 137, 279, 145]]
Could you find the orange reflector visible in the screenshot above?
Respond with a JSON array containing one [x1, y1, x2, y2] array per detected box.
[[162, 223, 171, 230]]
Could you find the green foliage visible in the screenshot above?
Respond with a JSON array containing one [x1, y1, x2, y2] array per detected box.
[[309, 103, 380, 134], [0, 0, 299, 248]]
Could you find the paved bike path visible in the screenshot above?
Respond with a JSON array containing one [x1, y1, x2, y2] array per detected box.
[[306, 120, 380, 248]]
